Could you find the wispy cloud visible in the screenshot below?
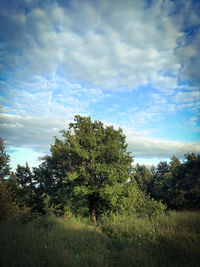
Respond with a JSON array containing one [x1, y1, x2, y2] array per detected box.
[[127, 135, 200, 159], [1, 113, 199, 161], [0, 0, 199, 165], [0, 113, 68, 152], [1, 0, 199, 90]]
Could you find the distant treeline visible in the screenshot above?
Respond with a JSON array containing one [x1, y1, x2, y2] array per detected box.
[[132, 153, 200, 210], [0, 116, 199, 222]]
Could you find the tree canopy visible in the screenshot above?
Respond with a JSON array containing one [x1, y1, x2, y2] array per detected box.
[[1, 115, 199, 222], [32, 115, 164, 219], [134, 154, 200, 210], [37, 115, 134, 218]]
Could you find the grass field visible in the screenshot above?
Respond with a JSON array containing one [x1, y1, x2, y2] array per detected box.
[[0, 211, 200, 267]]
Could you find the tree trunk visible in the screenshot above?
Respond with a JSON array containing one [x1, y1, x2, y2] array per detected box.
[[90, 209, 96, 224]]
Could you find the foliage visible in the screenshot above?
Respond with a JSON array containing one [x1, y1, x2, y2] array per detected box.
[[168, 153, 200, 209], [0, 173, 32, 222], [0, 137, 10, 181], [32, 115, 167, 218], [1, 211, 200, 267], [135, 154, 200, 210], [1, 116, 199, 224], [34, 115, 135, 217], [132, 164, 153, 192], [15, 163, 34, 207], [99, 211, 200, 266], [0, 139, 20, 221], [0, 182, 21, 221], [0, 139, 34, 221], [0, 215, 111, 267]]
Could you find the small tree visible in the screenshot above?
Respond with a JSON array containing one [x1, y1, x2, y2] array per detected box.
[[0, 138, 21, 221], [0, 138, 10, 181]]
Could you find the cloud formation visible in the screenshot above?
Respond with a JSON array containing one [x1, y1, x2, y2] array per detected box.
[[1, 0, 199, 90], [1, 113, 199, 160], [0, 0, 199, 164], [0, 113, 66, 152], [127, 134, 200, 159]]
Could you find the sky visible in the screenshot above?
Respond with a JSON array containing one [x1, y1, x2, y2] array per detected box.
[[0, 0, 200, 170]]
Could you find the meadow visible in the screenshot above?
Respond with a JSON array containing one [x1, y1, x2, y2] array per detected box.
[[0, 211, 200, 267]]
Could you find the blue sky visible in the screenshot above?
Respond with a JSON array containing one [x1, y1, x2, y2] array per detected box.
[[0, 0, 200, 170]]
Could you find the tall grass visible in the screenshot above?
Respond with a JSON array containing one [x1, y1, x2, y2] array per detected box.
[[0, 215, 110, 267], [100, 211, 200, 266], [0, 211, 200, 266]]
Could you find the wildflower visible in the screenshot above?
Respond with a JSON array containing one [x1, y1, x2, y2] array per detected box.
[[139, 234, 142, 238]]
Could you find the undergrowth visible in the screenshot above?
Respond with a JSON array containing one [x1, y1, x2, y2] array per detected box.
[[0, 211, 200, 267]]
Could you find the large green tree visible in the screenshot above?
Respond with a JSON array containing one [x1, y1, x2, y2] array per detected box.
[[38, 115, 133, 219]]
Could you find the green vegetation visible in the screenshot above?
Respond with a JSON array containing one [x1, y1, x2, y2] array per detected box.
[[100, 211, 200, 266], [0, 116, 167, 221], [133, 154, 200, 210], [0, 116, 200, 266], [0, 212, 200, 267], [35, 114, 135, 219]]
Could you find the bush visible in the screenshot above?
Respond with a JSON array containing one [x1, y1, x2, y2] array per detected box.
[[101, 181, 166, 218]]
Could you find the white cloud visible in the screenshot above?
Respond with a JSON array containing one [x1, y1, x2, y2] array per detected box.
[[1, 0, 199, 91], [0, 0, 199, 164], [151, 73, 178, 93], [0, 113, 68, 152], [0, 74, 105, 118], [127, 134, 200, 159], [1, 113, 199, 160], [174, 91, 200, 103]]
